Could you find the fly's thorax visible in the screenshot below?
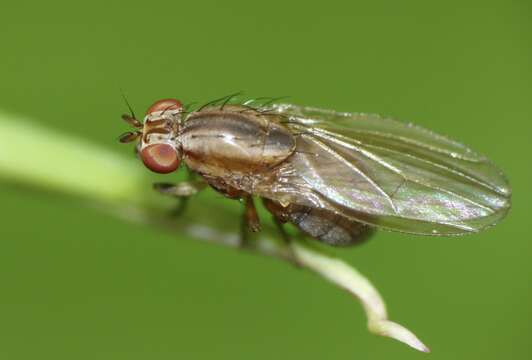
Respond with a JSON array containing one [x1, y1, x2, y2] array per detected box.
[[180, 105, 296, 177]]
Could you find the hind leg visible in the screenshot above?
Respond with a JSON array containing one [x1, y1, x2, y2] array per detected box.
[[262, 198, 302, 266], [272, 217, 302, 267]]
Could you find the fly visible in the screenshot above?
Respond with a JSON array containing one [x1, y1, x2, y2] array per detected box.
[[118, 96, 511, 246]]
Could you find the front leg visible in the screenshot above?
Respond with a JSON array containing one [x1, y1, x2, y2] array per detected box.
[[153, 180, 207, 197], [153, 180, 207, 217]]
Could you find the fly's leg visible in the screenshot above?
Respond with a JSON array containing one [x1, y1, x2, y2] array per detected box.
[[272, 217, 290, 244], [153, 180, 207, 197], [272, 217, 301, 267], [244, 196, 261, 232], [153, 180, 207, 217], [262, 198, 301, 267], [240, 196, 261, 248], [153, 163, 204, 197]]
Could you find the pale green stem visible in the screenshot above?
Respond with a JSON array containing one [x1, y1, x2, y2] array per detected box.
[[0, 110, 429, 353]]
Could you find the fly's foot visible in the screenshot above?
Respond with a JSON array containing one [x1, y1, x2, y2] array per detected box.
[[153, 180, 207, 218], [153, 181, 207, 197]]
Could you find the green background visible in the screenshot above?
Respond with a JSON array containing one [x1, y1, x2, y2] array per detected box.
[[0, 1, 530, 359]]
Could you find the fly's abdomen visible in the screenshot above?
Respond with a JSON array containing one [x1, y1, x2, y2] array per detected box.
[[289, 206, 374, 246], [263, 199, 374, 246], [181, 106, 296, 176]]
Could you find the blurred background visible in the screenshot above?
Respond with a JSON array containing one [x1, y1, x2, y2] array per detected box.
[[0, 1, 530, 359]]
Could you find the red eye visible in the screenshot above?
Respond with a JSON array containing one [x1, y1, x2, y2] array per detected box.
[[140, 144, 180, 174], [146, 98, 183, 115]]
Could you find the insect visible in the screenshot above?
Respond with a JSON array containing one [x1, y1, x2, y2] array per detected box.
[[118, 95, 511, 246]]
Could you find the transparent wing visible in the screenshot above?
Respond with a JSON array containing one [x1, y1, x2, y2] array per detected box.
[[252, 103, 511, 235]]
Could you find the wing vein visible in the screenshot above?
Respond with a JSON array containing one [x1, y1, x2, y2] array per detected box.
[[302, 134, 399, 213], [305, 125, 504, 196], [284, 111, 481, 162], [306, 130, 498, 214]]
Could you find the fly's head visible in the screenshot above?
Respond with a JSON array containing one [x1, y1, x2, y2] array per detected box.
[[119, 98, 183, 174]]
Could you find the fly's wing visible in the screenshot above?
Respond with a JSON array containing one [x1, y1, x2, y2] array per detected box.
[[252, 103, 511, 235]]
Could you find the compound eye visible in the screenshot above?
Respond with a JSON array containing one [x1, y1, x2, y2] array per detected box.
[[140, 144, 180, 174], [146, 98, 183, 115]]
